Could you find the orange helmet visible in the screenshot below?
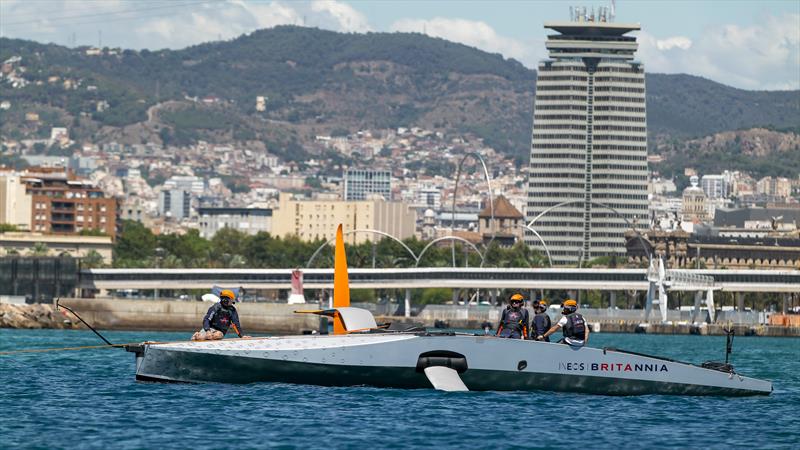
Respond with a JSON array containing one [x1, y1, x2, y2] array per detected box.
[[220, 289, 236, 302]]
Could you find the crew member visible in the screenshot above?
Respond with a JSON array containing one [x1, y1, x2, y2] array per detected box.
[[496, 293, 529, 339], [538, 299, 588, 346], [202, 289, 244, 339], [529, 299, 551, 342]]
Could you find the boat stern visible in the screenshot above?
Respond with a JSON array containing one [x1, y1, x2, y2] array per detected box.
[[124, 343, 146, 378]]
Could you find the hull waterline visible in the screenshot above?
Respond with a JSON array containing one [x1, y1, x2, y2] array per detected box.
[[127, 333, 773, 396]]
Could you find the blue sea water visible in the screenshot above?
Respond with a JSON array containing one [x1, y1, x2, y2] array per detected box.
[[1, 329, 798, 449]]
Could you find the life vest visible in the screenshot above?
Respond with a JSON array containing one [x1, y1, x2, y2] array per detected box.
[[210, 305, 235, 333], [501, 307, 528, 333], [531, 312, 551, 337], [563, 313, 586, 340]]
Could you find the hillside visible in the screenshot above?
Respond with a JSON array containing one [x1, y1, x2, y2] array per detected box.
[[1, 26, 799, 166], [653, 128, 800, 180]]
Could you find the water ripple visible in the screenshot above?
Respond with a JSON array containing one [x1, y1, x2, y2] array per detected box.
[[1, 329, 798, 449]]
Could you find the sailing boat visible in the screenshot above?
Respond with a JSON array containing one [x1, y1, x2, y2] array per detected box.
[[126, 225, 772, 395]]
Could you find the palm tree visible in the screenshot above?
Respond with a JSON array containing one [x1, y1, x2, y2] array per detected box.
[[30, 242, 49, 257], [82, 250, 105, 268]]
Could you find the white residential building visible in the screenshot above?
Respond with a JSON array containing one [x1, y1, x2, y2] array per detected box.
[[343, 168, 391, 201], [199, 207, 272, 238], [700, 174, 728, 199]]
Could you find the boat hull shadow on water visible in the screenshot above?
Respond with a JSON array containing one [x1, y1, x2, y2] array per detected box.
[[126, 332, 773, 396]]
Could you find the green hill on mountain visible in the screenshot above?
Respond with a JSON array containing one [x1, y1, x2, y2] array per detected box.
[[1, 26, 798, 169]]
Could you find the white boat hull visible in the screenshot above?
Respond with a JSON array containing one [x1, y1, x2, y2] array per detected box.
[[127, 333, 772, 396]]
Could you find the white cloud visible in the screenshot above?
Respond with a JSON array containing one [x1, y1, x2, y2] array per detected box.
[[310, 0, 371, 32], [232, 0, 301, 29], [655, 36, 692, 51], [390, 17, 542, 66], [1, 0, 358, 50], [1, 2, 797, 90], [638, 14, 800, 90], [135, 1, 303, 49]]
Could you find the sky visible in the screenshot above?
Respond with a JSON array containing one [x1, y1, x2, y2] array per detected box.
[[1, 0, 798, 90]]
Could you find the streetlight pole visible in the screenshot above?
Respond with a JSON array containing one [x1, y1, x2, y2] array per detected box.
[[154, 247, 164, 300]]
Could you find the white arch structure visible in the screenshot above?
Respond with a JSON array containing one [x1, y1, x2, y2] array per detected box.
[[521, 224, 554, 268], [416, 235, 486, 268], [305, 229, 419, 268], [526, 199, 652, 266], [450, 152, 494, 266]]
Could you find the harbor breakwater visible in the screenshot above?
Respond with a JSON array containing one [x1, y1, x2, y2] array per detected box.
[[1, 299, 798, 336], [0, 303, 74, 329], [0, 299, 320, 334]]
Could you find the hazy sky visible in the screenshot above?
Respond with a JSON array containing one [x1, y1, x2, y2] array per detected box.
[[1, 0, 798, 90]]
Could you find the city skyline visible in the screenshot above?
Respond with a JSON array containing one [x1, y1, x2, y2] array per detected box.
[[0, 2, 798, 267], [1, 0, 798, 90]]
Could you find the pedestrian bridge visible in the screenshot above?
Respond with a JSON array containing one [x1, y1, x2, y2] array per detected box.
[[80, 268, 800, 293]]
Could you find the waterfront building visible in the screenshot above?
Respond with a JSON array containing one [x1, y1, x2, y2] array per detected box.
[[272, 193, 415, 244], [22, 168, 117, 236], [626, 229, 800, 270], [525, 10, 649, 265], [198, 207, 272, 238], [343, 168, 391, 201], [0, 172, 32, 230], [0, 232, 113, 262]]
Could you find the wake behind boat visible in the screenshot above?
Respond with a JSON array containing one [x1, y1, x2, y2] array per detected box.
[[125, 225, 772, 396]]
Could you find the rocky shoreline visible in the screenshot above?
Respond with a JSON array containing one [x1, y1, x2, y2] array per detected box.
[[0, 303, 76, 329]]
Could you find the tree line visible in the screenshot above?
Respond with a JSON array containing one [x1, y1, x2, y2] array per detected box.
[[112, 220, 547, 270]]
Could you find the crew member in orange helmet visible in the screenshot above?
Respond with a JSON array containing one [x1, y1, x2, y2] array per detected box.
[[495, 293, 529, 339], [538, 299, 589, 346], [202, 289, 245, 339]]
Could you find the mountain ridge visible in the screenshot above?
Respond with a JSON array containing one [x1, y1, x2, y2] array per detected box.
[[1, 26, 798, 170]]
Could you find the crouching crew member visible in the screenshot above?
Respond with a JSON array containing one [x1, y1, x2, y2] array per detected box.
[[529, 299, 551, 342], [496, 293, 529, 339], [538, 299, 588, 346], [202, 289, 244, 338]]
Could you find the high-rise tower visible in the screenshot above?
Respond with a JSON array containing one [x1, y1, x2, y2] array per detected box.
[[526, 8, 649, 265]]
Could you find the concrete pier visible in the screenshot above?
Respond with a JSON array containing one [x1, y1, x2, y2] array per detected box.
[[2, 299, 798, 337]]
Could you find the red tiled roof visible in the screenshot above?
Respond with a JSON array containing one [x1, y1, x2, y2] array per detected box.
[[479, 195, 523, 219]]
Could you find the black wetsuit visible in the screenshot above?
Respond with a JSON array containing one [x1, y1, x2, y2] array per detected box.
[[497, 307, 529, 339], [530, 312, 552, 341], [203, 303, 242, 336]]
